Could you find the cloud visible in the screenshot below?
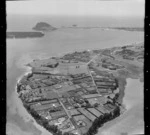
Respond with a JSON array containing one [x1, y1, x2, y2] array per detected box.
[[6, 0, 144, 17]]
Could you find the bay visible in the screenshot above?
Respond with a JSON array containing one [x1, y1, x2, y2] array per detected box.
[[7, 27, 144, 135]]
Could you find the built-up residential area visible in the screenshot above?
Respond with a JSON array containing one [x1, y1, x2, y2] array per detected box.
[[17, 44, 144, 135]]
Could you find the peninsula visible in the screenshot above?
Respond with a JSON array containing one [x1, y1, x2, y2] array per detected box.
[[61, 26, 144, 32], [17, 43, 143, 135], [7, 32, 45, 39], [32, 22, 57, 32], [107, 27, 144, 32]]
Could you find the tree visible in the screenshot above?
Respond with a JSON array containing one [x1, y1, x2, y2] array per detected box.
[[113, 93, 119, 104], [93, 103, 99, 108], [57, 130, 62, 135], [113, 106, 120, 117], [122, 46, 127, 50], [63, 132, 70, 135], [50, 125, 58, 133], [106, 100, 112, 104]]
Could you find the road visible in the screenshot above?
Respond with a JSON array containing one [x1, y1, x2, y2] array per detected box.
[[86, 54, 101, 95], [52, 88, 72, 118], [87, 66, 101, 95], [52, 88, 79, 131], [86, 54, 99, 65]]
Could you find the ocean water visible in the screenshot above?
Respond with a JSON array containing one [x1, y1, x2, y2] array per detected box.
[[7, 15, 144, 135], [7, 15, 144, 31], [97, 79, 144, 135]]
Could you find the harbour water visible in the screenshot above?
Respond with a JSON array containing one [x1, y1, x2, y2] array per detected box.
[[97, 78, 144, 135], [7, 16, 144, 135]]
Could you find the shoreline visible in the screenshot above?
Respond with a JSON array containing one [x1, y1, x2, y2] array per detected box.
[[14, 42, 143, 135], [14, 63, 53, 134], [58, 27, 144, 32], [15, 73, 52, 135], [15, 69, 124, 135], [97, 78, 143, 135], [122, 78, 143, 110], [114, 77, 142, 113], [27, 41, 143, 64]]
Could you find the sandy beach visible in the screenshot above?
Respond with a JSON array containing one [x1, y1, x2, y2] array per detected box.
[[14, 67, 53, 135]]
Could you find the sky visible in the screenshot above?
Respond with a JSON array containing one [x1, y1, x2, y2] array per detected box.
[[7, 0, 145, 17]]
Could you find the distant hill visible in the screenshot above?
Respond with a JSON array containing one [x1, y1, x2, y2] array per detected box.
[[32, 22, 57, 32]]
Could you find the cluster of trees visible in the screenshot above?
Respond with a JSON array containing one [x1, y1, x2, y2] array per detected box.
[[17, 84, 22, 93], [23, 101, 120, 135], [112, 93, 119, 104], [114, 78, 119, 89], [118, 47, 136, 60], [47, 62, 59, 68], [84, 106, 120, 135], [21, 94, 53, 104], [24, 103, 77, 135], [24, 103, 58, 133]]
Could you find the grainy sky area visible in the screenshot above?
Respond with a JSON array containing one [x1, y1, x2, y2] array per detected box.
[[7, 0, 145, 17]]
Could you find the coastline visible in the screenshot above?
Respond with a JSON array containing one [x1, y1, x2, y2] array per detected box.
[[15, 72, 53, 135], [122, 78, 143, 110], [97, 78, 143, 135], [14, 42, 143, 135], [113, 75, 143, 113], [26, 41, 143, 64], [58, 27, 144, 32], [16, 68, 32, 84], [15, 61, 53, 134]]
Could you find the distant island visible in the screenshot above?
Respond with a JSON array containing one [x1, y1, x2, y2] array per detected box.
[[32, 22, 57, 32], [7, 32, 45, 39]]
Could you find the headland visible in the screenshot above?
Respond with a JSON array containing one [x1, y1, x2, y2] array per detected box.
[[16, 42, 144, 135]]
